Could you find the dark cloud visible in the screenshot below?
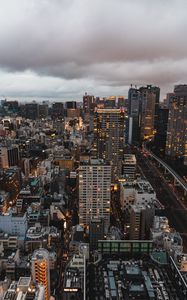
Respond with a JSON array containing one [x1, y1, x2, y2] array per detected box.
[[0, 0, 187, 99]]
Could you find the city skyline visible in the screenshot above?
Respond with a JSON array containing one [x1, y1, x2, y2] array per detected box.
[[0, 85, 186, 298], [0, 1, 187, 297], [1, 0, 187, 100]]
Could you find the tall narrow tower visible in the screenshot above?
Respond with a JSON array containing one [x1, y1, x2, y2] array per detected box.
[[31, 248, 50, 300], [166, 85, 187, 164], [139, 85, 160, 140]]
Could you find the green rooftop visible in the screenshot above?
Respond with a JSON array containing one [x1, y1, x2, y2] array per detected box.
[[151, 251, 168, 264], [30, 179, 39, 186]]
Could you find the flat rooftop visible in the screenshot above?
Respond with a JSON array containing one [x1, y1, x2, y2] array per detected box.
[[88, 257, 184, 299]]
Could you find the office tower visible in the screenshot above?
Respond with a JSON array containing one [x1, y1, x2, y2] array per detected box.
[[83, 93, 95, 114], [139, 85, 160, 140], [0, 147, 9, 168], [25, 103, 39, 120], [89, 219, 104, 251], [117, 96, 126, 108], [0, 146, 20, 168], [31, 248, 50, 300], [7, 146, 20, 167], [66, 101, 77, 109], [129, 205, 154, 240], [94, 108, 125, 181], [154, 107, 169, 156], [122, 154, 137, 180], [166, 85, 187, 165], [38, 104, 48, 118], [152, 86, 160, 130], [79, 158, 111, 233], [51, 102, 64, 119], [165, 93, 175, 108], [128, 87, 141, 144], [128, 85, 160, 143], [66, 107, 80, 118], [104, 96, 116, 108], [3, 100, 19, 113]]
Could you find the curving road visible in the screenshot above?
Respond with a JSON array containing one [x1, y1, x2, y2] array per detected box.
[[136, 150, 187, 250]]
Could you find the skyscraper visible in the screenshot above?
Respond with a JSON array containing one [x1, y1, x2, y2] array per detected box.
[[31, 248, 50, 300], [79, 158, 111, 233], [128, 87, 141, 144], [154, 107, 169, 156], [51, 102, 64, 120], [104, 96, 116, 108], [38, 103, 49, 118], [93, 108, 125, 181], [25, 103, 39, 120], [83, 93, 95, 114], [0, 145, 20, 169], [166, 85, 187, 165], [128, 85, 160, 144], [139, 85, 160, 140]]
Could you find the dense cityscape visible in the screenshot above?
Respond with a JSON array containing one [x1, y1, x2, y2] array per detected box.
[[0, 84, 186, 299], [1, 0, 187, 299]]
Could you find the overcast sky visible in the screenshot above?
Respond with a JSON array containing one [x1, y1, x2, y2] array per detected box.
[[0, 0, 187, 101]]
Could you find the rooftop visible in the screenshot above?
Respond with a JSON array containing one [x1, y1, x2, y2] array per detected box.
[[123, 154, 137, 164], [88, 257, 183, 299]]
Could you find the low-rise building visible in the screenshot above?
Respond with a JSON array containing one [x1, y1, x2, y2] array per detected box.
[[0, 210, 27, 237], [2, 277, 45, 299]]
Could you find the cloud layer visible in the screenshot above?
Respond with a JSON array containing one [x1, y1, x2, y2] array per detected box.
[[0, 0, 187, 100]]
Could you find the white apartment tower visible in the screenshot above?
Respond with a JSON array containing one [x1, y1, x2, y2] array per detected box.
[[79, 159, 111, 233]]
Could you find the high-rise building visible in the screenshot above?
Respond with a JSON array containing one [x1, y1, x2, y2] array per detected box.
[[31, 248, 50, 300], [0, 147, 9, 168], [66, 101, 77, 109], [51, 102, 64, 119], [79, 158, 111, 233], [104, 96, 116, 108], [89, 219, 104, 251], [25, 103, 39, 120], [166, 85, 187, 164], [3, 100, 19, 114], [154, 107, 169, 156], [93, 108, 125, 181], [117, 96, 126, 108], [128, 85, 160, 143], [129, 205, 154, 240], [38, 104, 48, 118], [122, 154, 137, 180], [66, 108, 80, 118], [0, 146, 20, 169], [139, 85, 160, 140], [83, 93, 95, 114], [128, 87, 141, 144], [165, 92, 175, 108]]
